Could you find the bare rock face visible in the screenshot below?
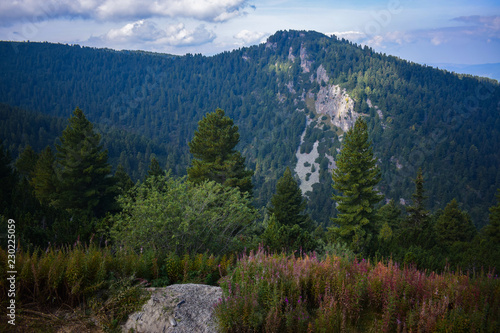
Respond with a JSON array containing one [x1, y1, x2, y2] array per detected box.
[[122, 284, 222, 333], [315, 85, 358, 132]]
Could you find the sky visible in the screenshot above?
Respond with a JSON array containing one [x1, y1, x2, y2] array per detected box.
[[1, 0, 499, 78]]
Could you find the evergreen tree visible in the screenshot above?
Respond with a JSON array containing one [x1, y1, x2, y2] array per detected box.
[[405, 168, 429, 231], [377, 199, 402, 242], [328, 117, 382, 253], [482, 189, 500, 243], [435, 199, 476, 246], [54, 108, 114, 216], [379, 199, 403, 231], [146, 156, 165, 178], [268, 167, 309, 228], [0, 142, 16, 213], [15, 145, 38, 179], [114, 164, 134, 195], [31, 146, 57, 205], [188, 108, 253, 194]]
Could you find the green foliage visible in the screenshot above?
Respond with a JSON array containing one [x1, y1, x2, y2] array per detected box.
[[0, 141, 16, 213], [378, 199, 403, 236], [1, 34, 499, 226], [483, 189, 500, 243], [0, 243, 234, 331], [110, 174, 258, 255], [55, 108, 116, 217], [405, 168, 430, 232], [261, 214, 317, 253], [215, 248, 500, 332], [114, 164, 134, 195], [15, 145, 38, 179], [263, 167, 317, 252], [30, 146, 57, 205], [146, 155, 165, 179], [435, 199, 476, 246], [329, 117, 382, 253], [188, 108, 253, 194], [268, 167, 309, 228]]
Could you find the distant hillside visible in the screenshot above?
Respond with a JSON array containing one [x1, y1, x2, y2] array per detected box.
[[1, 31, 499, 227], [431, 63, 500, 82]]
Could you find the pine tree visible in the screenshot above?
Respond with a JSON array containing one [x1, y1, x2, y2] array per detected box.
[[435, 199, 476, 246], [114, 164, 134, 195], [30, 146, 57, 205], [0, 142, 16, 212], [15, 145, 39, 179], [405, 168, 429, 231], [268, 167, 309, 228], [187, 108, 253, 194], [378, 199, 402, 242], [329, 117, 382, 252], [54, 108, 114, 216], [482, 189, 500, 243], [146, 156, 165, 179]]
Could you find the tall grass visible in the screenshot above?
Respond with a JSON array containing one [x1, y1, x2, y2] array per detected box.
[[0, 242, 236, 331], [214, 247, 500, 332]]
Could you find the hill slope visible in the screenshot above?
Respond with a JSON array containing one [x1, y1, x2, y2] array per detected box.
[[1, 31, 499, 226]]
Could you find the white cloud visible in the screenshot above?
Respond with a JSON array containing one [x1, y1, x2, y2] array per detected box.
[[234, 29, 266, 44], [105, 20, 164, 43], [0, 0, 251, 25], [94, 20, 215, 48], [328, 31, 366, 42], [160, 23, 215, 46], [330, 30, 412, 48]]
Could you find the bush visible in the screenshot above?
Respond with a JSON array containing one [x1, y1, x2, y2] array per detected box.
[[110, 175, 258, 255]]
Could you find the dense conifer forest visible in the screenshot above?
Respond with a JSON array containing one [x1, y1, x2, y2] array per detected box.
[[1, 30, 499, 331]]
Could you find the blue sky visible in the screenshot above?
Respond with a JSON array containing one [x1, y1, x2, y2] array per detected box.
[[1, 0, 499, 76]]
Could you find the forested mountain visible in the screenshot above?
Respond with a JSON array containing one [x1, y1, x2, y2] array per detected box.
[[1, 30, 499, 227]]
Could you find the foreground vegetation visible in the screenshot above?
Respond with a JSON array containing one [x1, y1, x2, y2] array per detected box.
[[215, 248, 500, 332], [0, 242, 235, 332], [2, 242, 498, 332]]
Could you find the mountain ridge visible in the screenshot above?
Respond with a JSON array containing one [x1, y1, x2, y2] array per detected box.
[[1, 30, 499, 227]]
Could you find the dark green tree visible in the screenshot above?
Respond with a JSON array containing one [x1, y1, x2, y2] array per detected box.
[[30, 146, 57, 205], [481, 189, 500, 243], [263, 167, 316, 252], [114, 164, 134, 195], [377, 199, 403, 242], [15, 145, 38, 179], [268, 167, 309, 228], [187, 108, 253, 194], [54, 108, 114, 216], [0, 142, 16, 213], [435, 199, 476, 246], [405, 168, 429, 231], [146, 156, 165, 179], [328, 117, 382, 253]]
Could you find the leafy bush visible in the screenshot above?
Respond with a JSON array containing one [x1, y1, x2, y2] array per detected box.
[[110, 175, 258, 255]]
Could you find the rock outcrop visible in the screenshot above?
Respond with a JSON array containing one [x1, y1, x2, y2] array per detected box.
[[122, 284, 222, 333]]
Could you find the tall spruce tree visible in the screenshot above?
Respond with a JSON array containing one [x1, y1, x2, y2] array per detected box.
[[187, 108, 253, 194], [435, 199, 476, 246], [55, 108, 114, 216], [329, 117, 382, 253], [146, 156, 165, 179], [268, 167, 309, 228], [263, 167, 316, 252], [405, 168, 429, 231]]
